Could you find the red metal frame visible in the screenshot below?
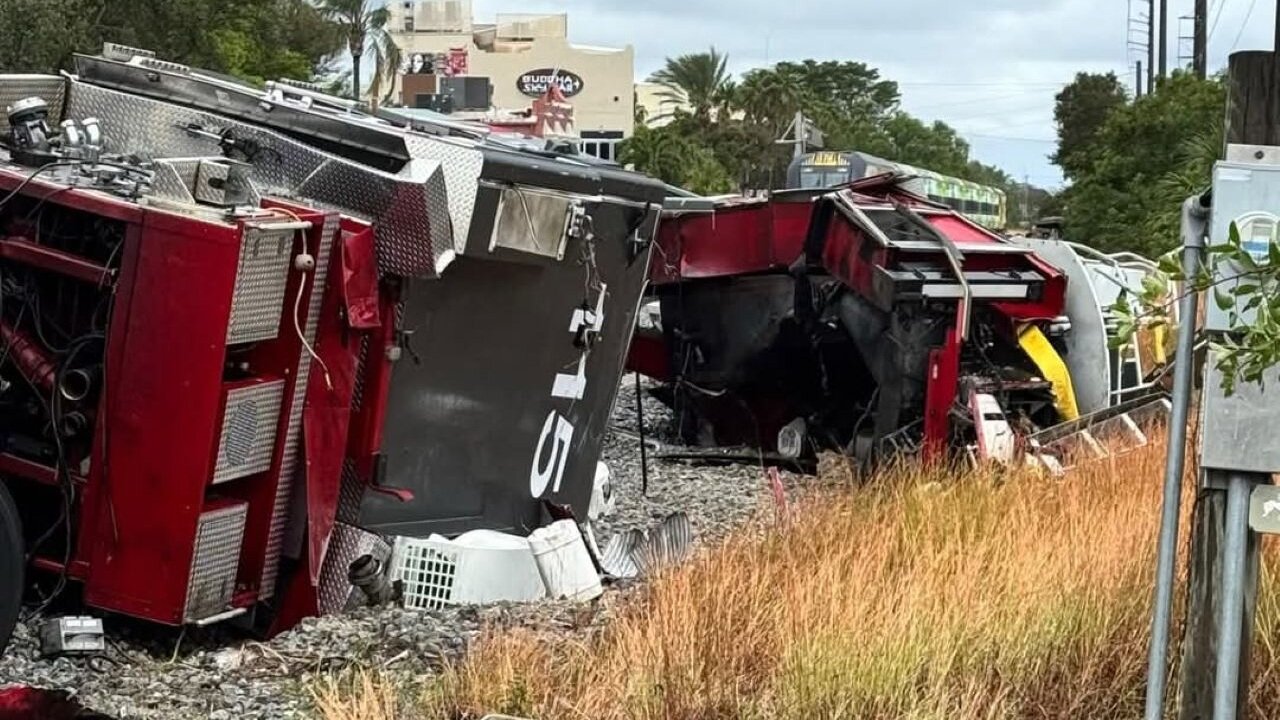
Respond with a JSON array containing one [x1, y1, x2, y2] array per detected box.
[[270, 217, 386, 630], [634, 182, 1070, 459], [83, 206, 245, 622], [624, 329, 670, 381], [0, 162, 360, 627], [649, 193, 816, 285], [345, 281, 398, 484], [0, 236, 112, 285], [215, 203, 329, 605]]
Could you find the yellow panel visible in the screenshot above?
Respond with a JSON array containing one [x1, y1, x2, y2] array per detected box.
[[1151, 324, 1169, 367], [808, 152, 845, 167], [1018, 325, 1080, 421]]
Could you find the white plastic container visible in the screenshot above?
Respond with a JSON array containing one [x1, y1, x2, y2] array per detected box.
[[527, 520, 603, 601], [588, 461, 616, 521], [391, 530, 548, 610]]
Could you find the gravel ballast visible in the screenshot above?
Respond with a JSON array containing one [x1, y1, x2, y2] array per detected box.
[[0, 376, 790, 719]]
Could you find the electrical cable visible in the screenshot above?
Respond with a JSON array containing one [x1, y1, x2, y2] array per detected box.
[[25, 332, 104, 618], [0, 162, 131, 619], [1209, 0, 1228, 39], [0, 158, 157, 212], [294, 265, 333, 392], [0, 162, 82, 212], [264, 206, 304, 224], [26, 336, 99, 555], [1233, 0, 1260, 49], [262, 208, 331, 390]]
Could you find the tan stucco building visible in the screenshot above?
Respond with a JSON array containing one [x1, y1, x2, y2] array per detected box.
[[388, 1, 635, 160]]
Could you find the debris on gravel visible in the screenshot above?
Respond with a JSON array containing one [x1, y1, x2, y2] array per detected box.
[[0, 376, 796, 719]]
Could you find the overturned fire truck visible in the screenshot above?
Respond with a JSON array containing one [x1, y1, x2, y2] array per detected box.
[[0, 45, 663, 654], [629, 177, 1172, 468]]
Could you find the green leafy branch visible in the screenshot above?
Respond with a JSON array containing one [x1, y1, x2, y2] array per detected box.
[[1112, 221, 1280, 394]]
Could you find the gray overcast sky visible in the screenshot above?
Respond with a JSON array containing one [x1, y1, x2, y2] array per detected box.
[[470, 0, 1278, 188]]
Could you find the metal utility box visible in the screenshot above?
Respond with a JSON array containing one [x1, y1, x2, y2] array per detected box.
[[1200, 348, 1280, 472], [1200, 144, 1280, 473], [1205, 145, 1280, 332]]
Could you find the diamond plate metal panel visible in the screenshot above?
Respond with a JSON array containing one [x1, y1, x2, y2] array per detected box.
[[317, 523, 390, 616], [402, 134, 484, 254], [61, 80, 452, 278], [351, 334, 371, 414], [0, 75, 65, 132], [227, 225, 294, 345], [259, 213, 338, 599], [336, 459, 365, 525], [213, 379, 285, 484], [293, 156, 454, 277], [149, 161, 196, 204], [184, 503, 248, 622], [152, 158, 261, 209]]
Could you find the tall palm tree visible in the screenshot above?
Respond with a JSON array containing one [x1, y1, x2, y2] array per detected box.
[[649, 47, 733, 121], [315, 0, 401, 104]]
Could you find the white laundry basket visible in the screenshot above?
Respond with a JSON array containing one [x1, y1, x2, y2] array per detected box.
[[527, 520, 603, 601], [391, 530, 548, 610]]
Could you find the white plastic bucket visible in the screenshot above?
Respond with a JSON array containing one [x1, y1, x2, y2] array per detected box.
[[527, 520, 603, 601]]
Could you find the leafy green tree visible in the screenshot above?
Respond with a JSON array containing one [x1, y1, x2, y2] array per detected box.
[[101, 0, 339, 82], [1116, 220, 1280, 394], [1061, 71, 1224, 256], [619, 123, 733, 195], [619, 124, 689, 185], [1052, 72, 1129, 181], [651, 112, 774, 189], [680, 144, 735, 196], [881, 113, 971, 176], [0, 0, 340, 84], [313, 0, 400, 102], [649, 47, 734, 122], [1036, 191, 1066, 219], [738, 60, 899, 148], [0, 0, 96, 74]]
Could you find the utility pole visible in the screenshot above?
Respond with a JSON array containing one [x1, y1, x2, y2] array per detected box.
[[1176, 53, 1280, 720], [793, 111, 805, 159], [1159, 0, 1169, 78], [1148, 0, 1157, 90], [1136, 61, 1145, 98], [1194, 0, 1208, 79]]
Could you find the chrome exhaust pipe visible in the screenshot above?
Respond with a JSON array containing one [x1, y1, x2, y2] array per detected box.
[[58, 368, 93, 403]]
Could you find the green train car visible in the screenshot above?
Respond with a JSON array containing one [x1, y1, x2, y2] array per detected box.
[[786, 151, 1008, 231]]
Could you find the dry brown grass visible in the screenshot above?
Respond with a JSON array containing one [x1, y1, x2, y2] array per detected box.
[[315, 437, 1280, 719], [313, 670, 403, 720]]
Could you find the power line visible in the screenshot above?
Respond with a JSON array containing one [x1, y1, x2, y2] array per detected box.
[[1209, 0, 1228, 39], [957, 115, 1059, 133], [943, 102, 1054, 122], [897, 81, 1066, 88], [1233, 0, 1259, 49], [909, 90, 1055, 113], [960, 132, 1056, 144]]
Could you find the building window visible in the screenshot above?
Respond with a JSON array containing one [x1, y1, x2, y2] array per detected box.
[[579, 137, 622, 162], [404, 18, 415, 31]]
